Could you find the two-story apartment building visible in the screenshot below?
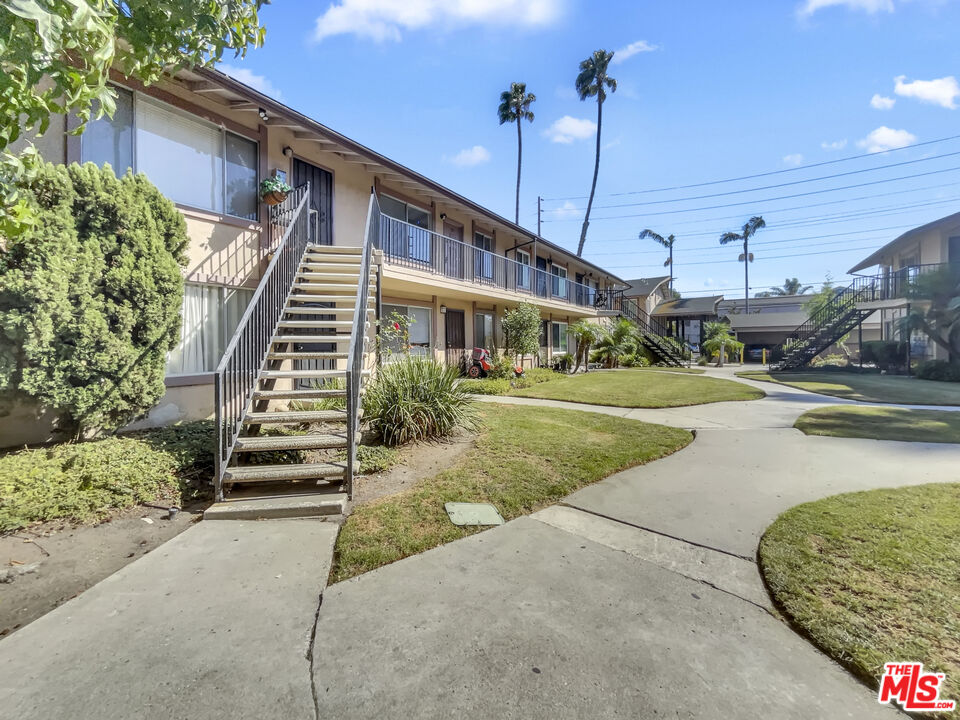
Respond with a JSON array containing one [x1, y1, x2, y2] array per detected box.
[[847, 211, 960, 360], [4, 66, 625, 444]]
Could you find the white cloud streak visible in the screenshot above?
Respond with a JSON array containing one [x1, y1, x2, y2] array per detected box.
[[870, 93, 896, 110], [446, 145, 491, 167], [894, 75, 960, 109], [218, 64, 282, 99], [612, 40, 658, 64], [799, 0, 894, 16], [821, 139, 848, 150], [783, 153, 805, 166], [313, 0, 563, 42], [857, 126, 917, 153], [542, 116, 597, 144]]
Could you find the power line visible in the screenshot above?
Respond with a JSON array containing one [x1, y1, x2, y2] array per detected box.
[[548, 150, 960, 212], [541, 132, 960, 202], [543, 165, 960, 222], [562, 180, 960, 236], [605, 241, 883, 270]]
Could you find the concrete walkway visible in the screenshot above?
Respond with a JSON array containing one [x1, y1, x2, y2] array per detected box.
[[1, 370, 956, 718]]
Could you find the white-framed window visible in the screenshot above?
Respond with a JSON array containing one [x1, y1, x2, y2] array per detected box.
[[551, 265, 568, 297], [551, 321, 568, 354], [81, 87, 259, 221], [380, 194, 432, 262], [474, 312, 495, 350], [515, 248, 531, 289], [473, 231, 494, 280], [166, 283, 254, 375], [382, 303, 432, 357]]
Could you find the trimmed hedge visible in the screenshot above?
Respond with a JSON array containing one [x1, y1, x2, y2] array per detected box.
[[916, 360, 960, 383]]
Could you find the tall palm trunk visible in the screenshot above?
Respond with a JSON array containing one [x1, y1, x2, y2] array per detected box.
[[743, 239, 749, 312], [577, 96, 602, 257], [669, 245, 674, 291], [515, 117, 522, 225]]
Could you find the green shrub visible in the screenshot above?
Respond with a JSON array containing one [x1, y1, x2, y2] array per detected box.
[[697, 356, 709, 366], [486, 351, 514, 380], [363, 356, 479, 446], [860, 341, 908, 373], [0, 437, 181, 531], [0, 162, 187, 439], [357, 445, 400, 474], [811, 353, 849, 368], [916, 360, 960, 382], [132, 420, 214, 483], [524, 367, 557, 384], [502, 302, 542, 361], [460, 378, 511, 395]]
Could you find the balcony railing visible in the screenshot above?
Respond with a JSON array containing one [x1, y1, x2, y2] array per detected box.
[[376, 215, 600, 308], [852, 262, 958, 301]]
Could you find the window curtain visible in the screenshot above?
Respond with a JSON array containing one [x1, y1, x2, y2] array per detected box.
[[167, 285, 221, 375]]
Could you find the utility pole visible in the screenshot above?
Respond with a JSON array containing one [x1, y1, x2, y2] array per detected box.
[[537, 195, 542, 237], [743, 238, 750, 313]]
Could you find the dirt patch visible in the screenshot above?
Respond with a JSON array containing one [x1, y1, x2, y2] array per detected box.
[[0, 504, 201, 637], [352, 434, 475, 505]]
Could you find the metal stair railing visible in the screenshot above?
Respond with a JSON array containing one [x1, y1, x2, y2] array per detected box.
[[213, 185, 311, 501], [598, 289, 686, 366], [345, 192, 380, 498], [769, 275, 877, 369]]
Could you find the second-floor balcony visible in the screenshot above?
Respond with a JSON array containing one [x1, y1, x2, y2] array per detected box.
[[852, 262, 959, 304], [376, 215, 601, 309]]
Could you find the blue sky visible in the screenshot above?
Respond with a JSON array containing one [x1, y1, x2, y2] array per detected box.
[[220, 0, 960, 297]]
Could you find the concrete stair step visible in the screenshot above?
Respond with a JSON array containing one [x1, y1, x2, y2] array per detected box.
[[306, 244, 362, 253], [260, 368, 370, 380], [302, 254, 363, 264], [204, 492, 347, 520], [223, 462, 352, 483], [234, 433, 348, 452], [266, 351, 348, 360], [272, 334, 352, 344], [287, 294, 375, 304], [296, 272, 377, 282], [291, 283, 363, 293], [243, 409, 354, 424], [253, 388, 347, 400], [283, 306, 375, 316], [277, 320, 356, 329]]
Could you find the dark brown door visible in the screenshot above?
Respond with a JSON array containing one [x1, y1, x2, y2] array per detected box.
[[445, 309, 465, 369], [443, 221, 464, 279], [292, 158, 333, 246]]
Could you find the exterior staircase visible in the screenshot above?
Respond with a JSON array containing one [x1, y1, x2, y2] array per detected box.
[[603, 291, 686, 367], [769, 278, 874, 370], [209, 187, 381, 519]]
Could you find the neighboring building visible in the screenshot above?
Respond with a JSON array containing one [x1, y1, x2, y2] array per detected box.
[[622, 276, 671, 316], [847, 211, 960, 361], [652, 296, 723, 348], [718, 295, 880, 354], [2, 66, 627, 447]]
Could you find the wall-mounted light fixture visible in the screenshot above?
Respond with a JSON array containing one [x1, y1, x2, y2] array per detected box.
[[282, 146, 294, 158], [439, 213, 446, 220], [258, 107, 269, 122], [440, 305, 447, 314]]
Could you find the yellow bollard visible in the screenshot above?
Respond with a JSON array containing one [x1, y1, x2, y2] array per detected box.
[[762, 348, 767, 365], [739, 347, 744, 364]]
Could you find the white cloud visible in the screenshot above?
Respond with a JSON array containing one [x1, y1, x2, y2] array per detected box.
[[821, 139, 848, 150], [799, 0, 893, 16], [612, 40, 658, 64], [551, 200, 579, 219], [313, 0, 563, 42], [894, 75, 960, 109], [857, 126, 917, 153], [446, 145, 491, 167], [542, 116, 597, 144], [218, 64, 282, 99], [870, 93, 896, 110], [783, 153, 805, 166]]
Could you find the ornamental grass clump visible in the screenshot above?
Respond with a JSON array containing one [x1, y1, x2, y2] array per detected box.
[[363, 356, 478, 446]]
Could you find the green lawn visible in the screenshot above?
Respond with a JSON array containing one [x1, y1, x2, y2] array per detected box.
[[760, 484, 960, 713], [633, 366, 706, 374], [738, 370, 960, 406], [795, 406, 960, 443], [508, 368, 763, 408], [331, 404, 692, 582]]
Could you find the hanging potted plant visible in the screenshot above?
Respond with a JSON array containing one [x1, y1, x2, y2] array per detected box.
[[260, 176, 293, 206]]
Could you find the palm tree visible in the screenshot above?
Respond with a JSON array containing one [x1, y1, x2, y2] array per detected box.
[[639, 229, 677, 291], [569, 319, 601, 373], [756, 277, 813, 297], [575, 49, 617, 257], [719, 216, 766, 312], [589, 318, 636, 368], [498, 83, 536, 225]]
